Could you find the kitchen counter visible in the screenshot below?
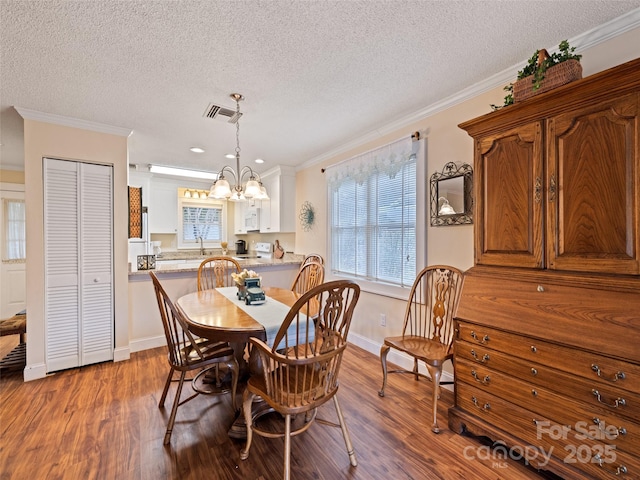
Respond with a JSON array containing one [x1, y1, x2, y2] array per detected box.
[[127, 251, 304, 352], [128, 252, 304, 276]]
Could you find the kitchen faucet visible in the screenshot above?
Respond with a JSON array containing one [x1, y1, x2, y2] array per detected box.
[[197, 236, 204, 255]]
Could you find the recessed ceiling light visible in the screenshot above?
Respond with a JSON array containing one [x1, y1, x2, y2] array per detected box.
[[255, 158, 264, 164], [225, 153, 235, 159], [190, 147, 205, 153]]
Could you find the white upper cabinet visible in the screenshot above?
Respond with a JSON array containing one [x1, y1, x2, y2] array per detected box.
[[149, 179, 178, 233], [259, 166, 296, 233]]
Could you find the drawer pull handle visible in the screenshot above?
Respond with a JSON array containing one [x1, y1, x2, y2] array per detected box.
[[592, 389, 626, 408], [592, 418, 627, 438], [591, 364, 626, 382], [536, 285, 544, 292], [470, 331, 490, 344], [471, 370, 490, 384], [593, 454, 627, 476], [471, 396, 491, 411], [531, 368, 538, 376], [530, 346, 537, 353], [531, 389, 538, 397], [470, 350, 490, 363]]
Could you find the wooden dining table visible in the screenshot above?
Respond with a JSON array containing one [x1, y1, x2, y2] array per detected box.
[[176, 285, 305, 351], [176, 285, 308, 438]]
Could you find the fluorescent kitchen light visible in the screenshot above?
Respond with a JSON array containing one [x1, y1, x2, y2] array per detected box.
[[149, 165, 217, 180], [190, 147, 205, 153]]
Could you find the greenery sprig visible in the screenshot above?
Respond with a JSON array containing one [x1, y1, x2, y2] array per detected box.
[[491, 40, 581, 111]]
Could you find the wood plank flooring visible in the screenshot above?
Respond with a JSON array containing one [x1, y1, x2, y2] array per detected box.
[[0, 336, 561, 479]]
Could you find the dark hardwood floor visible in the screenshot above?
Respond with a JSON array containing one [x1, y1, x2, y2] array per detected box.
[[0, 335, 559, 479]]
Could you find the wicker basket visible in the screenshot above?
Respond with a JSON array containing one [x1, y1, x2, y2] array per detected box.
[[513, 59, 582, 102]]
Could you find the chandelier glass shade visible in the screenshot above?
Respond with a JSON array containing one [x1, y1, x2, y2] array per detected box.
[[208, 93, 269, 202]]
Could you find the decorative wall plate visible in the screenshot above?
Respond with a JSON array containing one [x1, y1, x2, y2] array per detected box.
[[299, 201, 315, 231]]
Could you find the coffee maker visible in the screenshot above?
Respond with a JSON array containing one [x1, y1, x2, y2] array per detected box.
[[235, 239, 247, 254]]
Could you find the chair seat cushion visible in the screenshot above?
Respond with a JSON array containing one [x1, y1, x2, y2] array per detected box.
[[383, 335, 452, 366]]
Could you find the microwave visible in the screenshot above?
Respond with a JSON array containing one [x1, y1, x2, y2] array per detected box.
[[244, 207, 260, 231]]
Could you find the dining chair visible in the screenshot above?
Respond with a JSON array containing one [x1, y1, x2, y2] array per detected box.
[[378, 265, 464, 433], [302, 253, 324, 266], [197, 256, 242, 291], [149, 271, 239, 445], [240, 280, 361, 480], [290, 259, 324, 295]]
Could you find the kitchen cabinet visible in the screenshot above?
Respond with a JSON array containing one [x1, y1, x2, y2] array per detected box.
[[259, 166, 296, 233], [449, 58, 640, 480], [149, 179, 178, 234], [234, 201, 248, 235]]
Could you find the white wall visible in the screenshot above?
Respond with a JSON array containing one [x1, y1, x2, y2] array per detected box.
[[23, 116, 130, 380], [293, 26, 640, 375]]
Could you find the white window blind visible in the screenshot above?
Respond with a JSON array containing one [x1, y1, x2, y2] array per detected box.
[[3, 199, 25, 260], [327, 136, 418, 288], [181, 204, 223, 242]]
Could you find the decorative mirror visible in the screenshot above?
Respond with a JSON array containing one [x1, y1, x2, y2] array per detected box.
[[430, 162, 473, 226]]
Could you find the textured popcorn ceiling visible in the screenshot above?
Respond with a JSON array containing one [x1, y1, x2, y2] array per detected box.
[[1, 1, 639, 173]]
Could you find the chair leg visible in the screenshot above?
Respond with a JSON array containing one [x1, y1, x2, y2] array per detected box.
[[239, 389, 256, 460], [378, 344, 390, 397], [413, 358, 420, 381], [283, 414, 291, 480], [159, 367, 174, 408], [333, 395, 357, 467], [426, 364, 443, 434], [164, 371, 186, 445]]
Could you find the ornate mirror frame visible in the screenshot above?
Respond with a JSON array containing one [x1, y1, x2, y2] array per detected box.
[[430, 162, 473, 226]]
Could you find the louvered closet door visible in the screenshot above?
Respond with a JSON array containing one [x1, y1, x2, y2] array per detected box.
[[44, 158, 113, 372], [80, 163, 114, 365]]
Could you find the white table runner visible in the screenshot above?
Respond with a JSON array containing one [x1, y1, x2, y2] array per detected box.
[[216, 287, 311, 349]]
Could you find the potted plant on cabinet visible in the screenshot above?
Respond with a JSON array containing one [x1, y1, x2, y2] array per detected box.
[[491, 40, 582, 110]]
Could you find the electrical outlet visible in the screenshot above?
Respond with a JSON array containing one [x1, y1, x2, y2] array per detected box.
[[380, 314, 386, 327]]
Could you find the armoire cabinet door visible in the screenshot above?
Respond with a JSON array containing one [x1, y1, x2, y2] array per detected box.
[[475, 121, 544, 268], [547, 93, 640, 274]]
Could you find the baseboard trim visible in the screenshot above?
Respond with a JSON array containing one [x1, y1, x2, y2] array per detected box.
[[348, 332, 454, 390], [113, 346, 131, 362], [23, 362, 47, 381], [129, 335, 166, 353]]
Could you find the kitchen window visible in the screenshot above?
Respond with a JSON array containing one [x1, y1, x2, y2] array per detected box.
[[327, 135, 425, 296], [177, 197, 227, 249]]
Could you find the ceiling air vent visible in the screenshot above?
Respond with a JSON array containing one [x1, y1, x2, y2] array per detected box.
[[203, 103, 242, 123]]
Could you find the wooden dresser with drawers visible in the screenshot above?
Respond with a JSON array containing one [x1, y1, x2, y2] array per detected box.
[[448, 58, 640, 479]]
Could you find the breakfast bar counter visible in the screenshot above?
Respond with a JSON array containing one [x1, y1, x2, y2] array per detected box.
[[127, 253, 304, 352]]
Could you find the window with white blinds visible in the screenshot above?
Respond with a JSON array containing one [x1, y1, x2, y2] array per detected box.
[[177, 198, 226, 248], [327, 136, 421, 288], [3, 198, 25, 260]]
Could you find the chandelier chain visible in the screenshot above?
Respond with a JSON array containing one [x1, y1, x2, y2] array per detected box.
[[235, 97, 241, 156]]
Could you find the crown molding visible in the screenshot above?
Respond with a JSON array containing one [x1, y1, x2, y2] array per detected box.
[[298, 8, 640, 172], [14, 107, 132, 137]]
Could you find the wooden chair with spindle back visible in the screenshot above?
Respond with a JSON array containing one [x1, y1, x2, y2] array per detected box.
[[240, 280, 361, 480], [378, 265, 464, 433], [149, 271, 239, 444], [290, 260, 324, 295], [197, 256, 242, 291]]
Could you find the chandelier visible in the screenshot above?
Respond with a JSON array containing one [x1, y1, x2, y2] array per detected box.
[[208, 93, 269, 202]]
